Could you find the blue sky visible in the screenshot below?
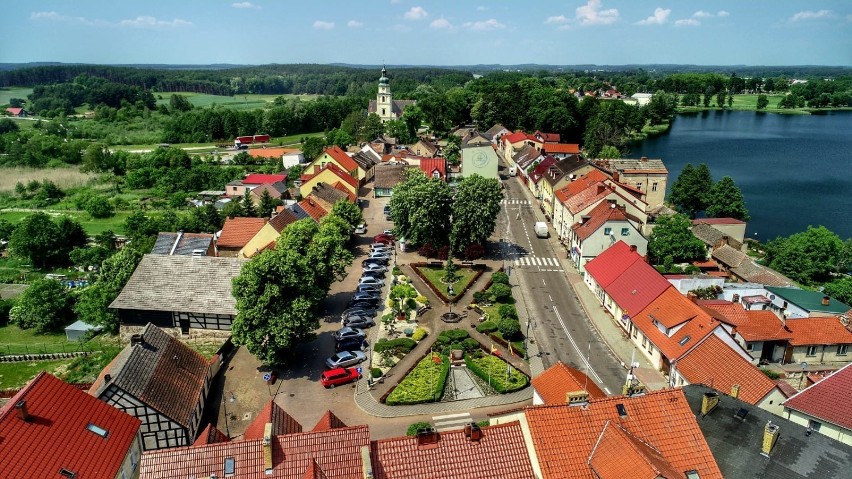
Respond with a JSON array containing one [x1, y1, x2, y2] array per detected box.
[[2, 1, 850, 66]]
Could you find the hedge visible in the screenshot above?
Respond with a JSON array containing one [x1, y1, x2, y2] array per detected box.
[[464, 353, 529, 393], [412, 327, 428, 342], [374, 337, 417, 355], [476, 320, 499, 334], [385, 353, 449, 405]]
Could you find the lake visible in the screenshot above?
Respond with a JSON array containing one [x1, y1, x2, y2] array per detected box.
[[631, 110, 852, 241]]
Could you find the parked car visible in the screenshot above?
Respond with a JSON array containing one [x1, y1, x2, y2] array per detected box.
[[374, 234, 393, 243], [363, 257, 389, 266], [370, 243, 391, 251], [325, 350, 367, 369], [347, 300, 378, 311], [361, 269, 386, 279], [382, 230, 394, 238], [349, 294, 380, 306], [335, 337, 368, 352], [368, 252, 391, 261], [334, 327, 365, 341], [359, 276, 385, 286], [362, 263, 387, 273], [342, 307, 376, 319], [356, 283, 382, 293], [342, 316, 376, 329], [353, 223, 367, 234], [320, 367, 361, 388]]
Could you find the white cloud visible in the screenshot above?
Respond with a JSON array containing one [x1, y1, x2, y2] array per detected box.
[[675, 18, 700, 27], [404, 6, 428, 20], [347, 20, 363, 28], [717, 10, 730, 18], [313, 20, 335, 30], [231, 2, 259, 9], [119, 16, 192, 28], [31, 11, 191, 28], [692, 10, 713, 18], [576, 0, 619, 26], [545, 15, 569, 25], [790, 10, 833, 22], [462, 18, 506, 31], [636, 7, 670, 25], [429, 17, 453, 30]]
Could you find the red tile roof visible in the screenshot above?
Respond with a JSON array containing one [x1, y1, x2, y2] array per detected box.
[[299, 196, 330, 223], [528, 156, 557, 184], [301, 459, 330, 479], [301, 162, 358, 190], [194, 423, 230, 445], [554, 169, 609, 204], [525, 389, 723, 479], [783, 362, 852, 430], [675, 335, 778, 405], [564, 183, 613, 214], [531, 361, 607, 405], [605, 260, 671, 317], [543, 142, 580, 154], [534, 131, 561, 142], [642, 287, 700, 328], [243, 400, 303, 440], [323, 145, 359, 173], [244, 173, 288, 184], [588, 421, 683, 479], [371, 422, 536, 479], [584, 241, 642, 288], [5, 107, 23, 116], [784, 316, 852, 346], [633, 290, 720, 360], [572, 201, 630, 241], [332, 181, 357, 202], [418, 157, 447, 179], [699, 301, 793, 342], [312, 411, 347, 432], [0, 372, 141, 479], [217, 217, 267, 249], [503, 131, 530, 145]]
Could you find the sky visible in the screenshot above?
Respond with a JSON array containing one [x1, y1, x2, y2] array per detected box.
[[2, 1, 850, 66]]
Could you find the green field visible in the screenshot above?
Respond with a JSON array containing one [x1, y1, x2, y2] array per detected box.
[[0, 87, 32, 106], [0, 359, 70, 389], [154, 92, 319, 111], [678, 94, 813, 114], [0, 324, 78, 355], [0, 209, 131, 235]]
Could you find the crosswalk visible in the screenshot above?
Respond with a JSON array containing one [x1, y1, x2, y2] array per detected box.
[[500, 199, 530, 205], [432, 412, 473, 432], [512, 256, 563, 271]]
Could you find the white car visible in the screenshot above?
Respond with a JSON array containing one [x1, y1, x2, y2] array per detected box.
[[368, 252, 391, 260], [353, 223, 367, 234], [359, 276, 385, 286]]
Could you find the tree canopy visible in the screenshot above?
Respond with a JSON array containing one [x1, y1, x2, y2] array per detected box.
[[669, 163, 713, 218], [763, 226, 846, 285], [647, 213, 707, 263], [8, 213, 87, 268], [74, 247, 144, 333], [388, 170, 452, 248], [450, 174, 503, 254], [705, 176, 750, 221], [10, 279, 74, 333]]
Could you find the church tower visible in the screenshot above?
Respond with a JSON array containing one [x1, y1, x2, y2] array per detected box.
[[376, 65, 393, 122]]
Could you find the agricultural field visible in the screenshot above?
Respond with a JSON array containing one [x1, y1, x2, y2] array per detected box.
[[0, 167, 95, 193], [154, 92, 319, 111], [0, 87, 32, 106]]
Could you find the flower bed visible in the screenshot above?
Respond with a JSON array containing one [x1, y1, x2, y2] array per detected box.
[[410, 262, 485, 303], [464, 353, 529, 394], [384, 352, 449, 405]]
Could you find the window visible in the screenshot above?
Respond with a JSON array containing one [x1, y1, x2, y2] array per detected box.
[[621, 228, 630, 236], [225, 457, 236, 476], [604, 227, 612, 236], [86, 423, 109, 439], [381, 108, 386, 115], [652, 182, 658, 192], [686, 471, 700, 479], [806, 345, 817, 357], [746, 343, 754, 352], [636, 182, 642, 190], [381, 96, 386, 102], [838, 344, 848, 356], [642, 335, 649, 349], [808, 419, 822, 432], [632, 327, 638, 338]]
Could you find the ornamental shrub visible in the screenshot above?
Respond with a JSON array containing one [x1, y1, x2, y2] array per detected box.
[[438, 328, 469, 342], [498, 318, 521, 340], [374, 337, 417, 355], [498, 303, 518, 320], [488, 283, 512, 303], [491, 271, 509, 285], [476, 320, 499, 334], [412, 327, 428, 342]]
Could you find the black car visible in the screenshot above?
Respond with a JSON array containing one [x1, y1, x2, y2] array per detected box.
[[335, 337, 367, 352], [347, 300, 378, 311], [342, 316, 376, 329], [361, 270, 386, 279], [363, 257, 389, 266], [351, 291, 380, 302], [357, 284, 382, 293], [342, 307, 376, 319]]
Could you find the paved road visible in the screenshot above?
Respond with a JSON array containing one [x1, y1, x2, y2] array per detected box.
[[497, 171, 626, 394]]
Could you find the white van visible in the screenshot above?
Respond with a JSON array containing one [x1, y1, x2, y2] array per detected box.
[[534, 222, 549, 238]]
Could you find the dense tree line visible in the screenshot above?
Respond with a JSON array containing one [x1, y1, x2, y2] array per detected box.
[[27, 74, 155, 117]]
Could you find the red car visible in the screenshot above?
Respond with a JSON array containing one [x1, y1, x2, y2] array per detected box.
[[320, 367, 361, 388], [373, 235, 393, 244]]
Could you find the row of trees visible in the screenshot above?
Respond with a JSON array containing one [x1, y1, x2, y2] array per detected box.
[[669, 163, 750, 220]]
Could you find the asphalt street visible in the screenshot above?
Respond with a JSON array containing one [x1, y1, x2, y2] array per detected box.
[[497, 172, 627, 394]]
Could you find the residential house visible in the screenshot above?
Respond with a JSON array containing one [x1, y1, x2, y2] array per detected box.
[[569, 201, 647, 274], [373, 162, 408, 197], [91, 323, 211, 451], [299, 161, 359, 199], [5, 107, 27, 117], [368, 66, 415, 122], [764, 286, 851, 318], [298, 195, 331, 223], [225, 173, 288, 198], [537, 155, 593, 219], [784, 316, 852, 365], [247, 147, 303, 167], [692, 222, 743, 253], [698, 299, 792, 364], [683, 384, 852, 479], [541, 142, 580, 158], [151, 232, 216, 256], [511, 144, 543, 185], [501, 131, 540, 158], [558, 181, 649, 247], [411, 138, 439, 158], [309, 180, 356, 205], [217, 217, 267, 256], [461, 130, 491, 147], [712, 245, 795, 287], [109, 254, 244, 335], [482, 123, 510, 144], [590, 157, 668, 208], [383, 150, 427, 167], [533, 130, 560, 143], [530, 361, 607, 405], [249, 181, 289, 209], [418, 157, 447, 181], [370, 135, 397, 155], [692, 217, 747, 245], [307, 146, 361, 182], [526, 155, 557, 200], [237, 207, 305, 259], [460, 145, 499, 180], [0, 372, 143, 479], [350, 150, 379, 182], [490, 388, 724, 479], [552, 169, 609, 238], [359, 143, 383, 163], [783, 362, 852, 445], [450, 125, 476, 138]]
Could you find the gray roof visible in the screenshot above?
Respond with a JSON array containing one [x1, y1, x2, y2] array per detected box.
[[350, 151, 378, 170], [692, 223, 743, 249], [483, 124, 508, 139], [151, 232, 214, 256], [713, 245, 794, 287], [109, 254, 245, 315], [97, 324, 209, 427], [591, 158, 668, 174], [309, 181, 350, 206], [683, 384, 852, 479], [373, 162, 408, 189], [513, 144, 542, 171], [541, 155, 588, 186]]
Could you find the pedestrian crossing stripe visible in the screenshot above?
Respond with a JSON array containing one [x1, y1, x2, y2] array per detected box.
[[512, 257, 561, 267], [500, 199, 531, 205]]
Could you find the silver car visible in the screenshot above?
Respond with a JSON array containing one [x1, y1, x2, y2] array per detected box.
[[325, 350, 367, 369]]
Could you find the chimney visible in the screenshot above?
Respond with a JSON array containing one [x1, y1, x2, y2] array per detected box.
[[640, 157, 648, 162], [104, 374, 112, 383], [701, 391, 719, 416], [761, 421, 780, 457], [263, 423, 273, 472], [469, 424, 483, 442], [360, 445, 375, 479], [731, 384, 740, 399], [15, 400, 31, 422], [416, 427, 439, 448], [567, 390, 590, 405], [612, 171, 620, 182], [130, 334, 144, 347], [597, 184, 606, 194], [721, 235, 729, 246], [686, 292, 698, 303], [629, 245, 637, 253], [822, 295, 831, 306]]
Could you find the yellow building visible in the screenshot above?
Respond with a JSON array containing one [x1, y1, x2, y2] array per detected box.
[[299, 162, 359, 199]]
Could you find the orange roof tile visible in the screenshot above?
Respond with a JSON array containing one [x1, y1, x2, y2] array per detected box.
[[193, 423, 230, 446], [371, 422, 536, 479], [311, 411, 347, 432], [554, 170, 609, 203], [643, 288, 700, 328], [525, 389, 723, 479], [675, 335, 777, 405], [298, 197, 329, 222], [588, 422, 683, 479], [243, 400, 303, 440], [700, 301, 793, 342], [301, 162, 358, 190], [332, 181, 357, 202], [564, 183, 614, 214], [785, 316, 852, 346], [248, 148, 299, 159], [531, 361, 607, 405], [632, 290, 719, 361], [323, 145, 359, 173], [605, 262, 671, 317], [572, 201, 630, 241], [543, 142, 580, 154], [217, 217, 267, 249]]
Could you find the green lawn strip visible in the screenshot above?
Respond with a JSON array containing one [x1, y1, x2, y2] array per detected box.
[[59, 346, 122, 384], [385, 353, 449, 405], [0, 210, 130, 235], [153, 92, 319, 110], [0, 324, 73, 355], [464, 353, 529, 393], [416, 266, 478, 298], [0, 359, 71, 389], [0, 87, 33, 105]]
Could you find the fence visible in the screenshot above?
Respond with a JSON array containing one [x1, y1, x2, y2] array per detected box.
[[0, 338, 109, 356]]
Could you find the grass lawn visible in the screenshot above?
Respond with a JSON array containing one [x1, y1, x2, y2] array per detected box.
[[464, 353, 529, 393], [0, 87, 32, 106], [0, 324, 93, 355], [415, 265, 479, 299], [0, 359, 71, 389], [385, 353, 449, 405], [0, 209, 130, 235], [154, 92, 319, 110]]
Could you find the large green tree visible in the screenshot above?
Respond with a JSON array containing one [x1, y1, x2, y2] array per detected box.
[[645, 90, 677, 125], [756, 94, 769, 110], [450, 174, 503, 254], [8, 213, 86, 268], [74, 247, 143, 333], [10, 279, 74, 333], [823, 276, 852, 306], [389, 170, 452, 247], [330, 200, 363, 229], [764, 226, 846, 284], [647, 213, 707, 263], [231, 214, 353, 364], [669, 163, 713, 218], [705, 176, 750, 221]]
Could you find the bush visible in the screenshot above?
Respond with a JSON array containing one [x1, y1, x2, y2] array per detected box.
[[498, 319, 521, 340], [392, 266, 402, 276], [438, 328, 469, 342], [406, 298, 417, 310], [463, 243, 485, 260], [761, 368, 781, 380], [371, 367, 383, 379], [407, 421, 433, 436], [473, 291, 489, 305], [498, 303, 518, 320], [476, 320, 499, 334], [491, 271, 509, 285], [374, 337, 417, 355], [9, 279, 74, 333], [418, 243, 437, 259], [412, 327, 428, 341], [415, 295, 428, 305], [85, 195, 115, 219], [488, 283, 513, 303], [462, 338, 480, 352], [386, 353, 449, 405]]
